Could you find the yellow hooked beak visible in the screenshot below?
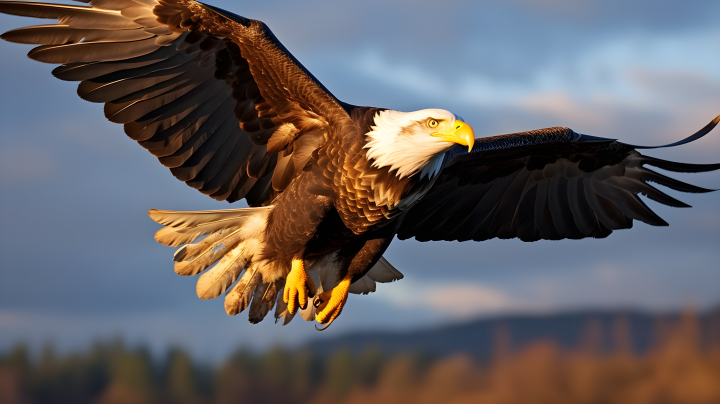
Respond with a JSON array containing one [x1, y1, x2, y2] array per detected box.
[[432, 120, 475, 152]]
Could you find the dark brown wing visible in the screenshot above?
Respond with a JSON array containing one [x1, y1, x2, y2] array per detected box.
[[397, 116, 720, 242], [0, 0, 353, 205]]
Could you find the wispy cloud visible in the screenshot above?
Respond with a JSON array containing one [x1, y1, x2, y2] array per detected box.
[[375, 281, 519, 318]]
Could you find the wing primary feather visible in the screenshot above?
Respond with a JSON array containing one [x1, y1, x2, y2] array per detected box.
[[110, 61, 215, 105], [603, 176, 691, 208], [28, 37, 160, 64], [629, 167, 716, 193], [591, 181, 667, 226], [624, 114, 720, 149], [52, 38, 187, 81], [106, 75, 222, 123], [78, 57, 204, 103], [0, 2, 139, 30], [641, 157, 720, 173], [1, 24, 152, 45], [85, 49, 199, 84]]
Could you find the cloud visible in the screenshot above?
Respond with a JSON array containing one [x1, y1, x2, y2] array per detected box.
[[376, 281, 518, 318], [425, 285, 512, 313]]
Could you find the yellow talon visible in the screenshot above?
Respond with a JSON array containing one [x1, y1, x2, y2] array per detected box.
[[283, 258, 315, 314], [315, 277, 351, 325]]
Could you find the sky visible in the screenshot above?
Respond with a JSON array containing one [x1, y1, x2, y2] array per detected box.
[[0, 0, 719, 360]]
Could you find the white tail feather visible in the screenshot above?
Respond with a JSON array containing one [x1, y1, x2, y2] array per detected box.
[[150, 206, 406, 325], [224, 266, 260, 316], [274, 294, 295, 325], [149, 207, 271, 246], [174, 229, 244, 276], [150, 206, 272, 319], [195, 241, 251, 300]]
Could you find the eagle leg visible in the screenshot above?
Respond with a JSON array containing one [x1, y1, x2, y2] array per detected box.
[[314, 277, 351, 328], [283, 258, 316, 314]]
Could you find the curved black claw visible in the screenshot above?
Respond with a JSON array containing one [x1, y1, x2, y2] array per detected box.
[[315, 320, 334, 331]]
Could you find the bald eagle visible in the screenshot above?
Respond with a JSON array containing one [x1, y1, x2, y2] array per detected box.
[[1, 0, 718, 329]]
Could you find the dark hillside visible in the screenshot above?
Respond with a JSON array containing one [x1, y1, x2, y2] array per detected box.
[[307, 307, 720, 359]]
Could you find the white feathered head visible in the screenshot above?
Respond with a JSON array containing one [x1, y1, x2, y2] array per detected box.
[[364, 108, 475, 179]]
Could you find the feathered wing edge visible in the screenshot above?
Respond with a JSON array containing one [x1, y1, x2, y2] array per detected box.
[[621, 114, 720, 149]]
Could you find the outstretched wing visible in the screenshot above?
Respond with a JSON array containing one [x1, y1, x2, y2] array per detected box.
[[397, 116, 720, 242], [0, 0, 353, 205]]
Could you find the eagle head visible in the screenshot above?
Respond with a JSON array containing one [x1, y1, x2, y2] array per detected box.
[[363, 108, 474, 179]]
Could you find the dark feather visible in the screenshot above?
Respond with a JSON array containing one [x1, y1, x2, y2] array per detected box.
[[28, 37, 159, 64], [1, 24, 152, 44], [53, 42, 185, 81], [0, 2, 139, 30]]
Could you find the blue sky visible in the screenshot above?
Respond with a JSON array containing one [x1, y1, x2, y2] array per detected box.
[[0, 0, 718, 360]]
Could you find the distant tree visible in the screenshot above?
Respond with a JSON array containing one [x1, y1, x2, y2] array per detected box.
[[165, 348, 201, 404], [371, 353, 418, 404], [96, 345, 157, 404], [0, 345, 31, 404], [355, 346, 384, 387], [288, 348, 314, 398], [323, 347, 356, 398]]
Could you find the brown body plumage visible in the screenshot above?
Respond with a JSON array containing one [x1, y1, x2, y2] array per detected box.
[[1, 0, 718, 328]]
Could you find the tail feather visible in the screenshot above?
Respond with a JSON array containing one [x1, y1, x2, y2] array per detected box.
[[249, 279, 282, 324], [149, 207, 269, 228], [195, 241, 250, 299], [172, 228, 239, 262], [151, 206, 275, 321], [150, 206, 408, 326], [174, 229, 244, 276], [224, 266, 260, 316], [274, 293, 295, 325], [149, 207, 270, 246]]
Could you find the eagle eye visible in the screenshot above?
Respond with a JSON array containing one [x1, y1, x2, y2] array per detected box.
[[428, 119, 439, 128]]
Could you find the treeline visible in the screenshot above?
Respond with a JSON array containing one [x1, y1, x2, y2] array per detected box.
[[2, 311, 719, 404]]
